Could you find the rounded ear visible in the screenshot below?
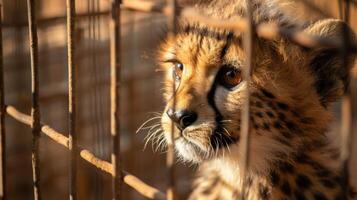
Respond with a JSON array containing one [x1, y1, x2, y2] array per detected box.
[[304, 19, 356, 107]]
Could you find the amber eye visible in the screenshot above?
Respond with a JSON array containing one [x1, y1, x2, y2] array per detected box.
[[218, 65, 242, 89], [173, 62, 184, 81]]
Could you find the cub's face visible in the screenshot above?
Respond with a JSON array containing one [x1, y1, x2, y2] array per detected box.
[[159, 28, 248, 163], [158, 20, 353, 166]]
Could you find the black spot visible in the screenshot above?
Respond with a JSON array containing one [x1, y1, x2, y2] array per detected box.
[[320, 178, 336, 188], [263, 123, 271, 131], [255, 112, 264, 118], [312, 164, 332, 178], [292, 110, 301, 118], [281, 131, 292, 139], [266, 111, 275, 118], [295, 190, 307, 200], [261, 89, 275, 99], [281, 181, 292, 195], [296, 174, 312, 190], [286, 121, 298, 132], [254, 123, 260, 130], [255, 101, 264, 108], [313, 192, 328, 200], [300, 117, 314, 124], [274, 121, 283, 129], [277, 102, 289, 110], [259, 183, 270, 199], [295, 153, 315, 165], [279, 162, 295, 174], [277, 112, 286, 120], [269, 171, 280, 186]]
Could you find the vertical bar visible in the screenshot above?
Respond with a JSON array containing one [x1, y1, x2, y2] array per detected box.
[[66, 0, 77, 199], [0, 4, 6, 200], [338, 0, 352, 199], [239, 1, 253, 199], [27, 1, 41, 200], [167, 1, 178, 200], [109, 0, 122, 199]]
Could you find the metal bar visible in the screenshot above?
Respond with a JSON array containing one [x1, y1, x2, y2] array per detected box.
[[239, 1, 253, 199], [66, 0, 77, 199], [166, 0, 178, 200], [338, 0, 353, 199], [0, 4, 6, 200], [27, 1, 41, 199], [5, 105, 166, 200], [110, 0, 122, 199], [122, 0, 168, 13]]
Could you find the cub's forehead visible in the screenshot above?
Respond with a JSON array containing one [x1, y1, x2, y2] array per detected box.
[[162, 25, 244, 67]]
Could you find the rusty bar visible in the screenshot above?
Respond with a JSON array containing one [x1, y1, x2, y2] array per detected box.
[[66, 0, 77, 199], [338, 0, 353, 199], [26, 1, 41, 199], [166, 0, 178, 200], [122, 0, 168, 14], [110, 0, 122, 199], [5, 105, 166, 200], [0, 4, 6, 200], [239, 1, 253, 200]]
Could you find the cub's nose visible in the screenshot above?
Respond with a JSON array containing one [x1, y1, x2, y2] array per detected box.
[[166, 108, 198, 130]]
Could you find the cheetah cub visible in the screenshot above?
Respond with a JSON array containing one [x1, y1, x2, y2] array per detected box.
[[157, 0, 357, 199]]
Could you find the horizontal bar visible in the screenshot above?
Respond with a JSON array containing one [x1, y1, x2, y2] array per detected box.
[[181, 8, 357, 52], [1, 11, 109, 28], [6, 106, 69, 147], [122, 0, 168, 13], [5, 105, 166, 200]]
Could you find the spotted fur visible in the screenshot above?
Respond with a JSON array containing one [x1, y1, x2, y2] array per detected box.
[[157, 0, 356, 199]]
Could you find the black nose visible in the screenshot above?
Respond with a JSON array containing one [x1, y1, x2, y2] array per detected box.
[[166, 109, 198, 130]]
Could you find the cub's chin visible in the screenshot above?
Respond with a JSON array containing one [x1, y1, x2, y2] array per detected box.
[[174, 138, 209, 163]]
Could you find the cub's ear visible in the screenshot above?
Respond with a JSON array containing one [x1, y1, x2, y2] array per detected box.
[[304, 19, 356, 107]]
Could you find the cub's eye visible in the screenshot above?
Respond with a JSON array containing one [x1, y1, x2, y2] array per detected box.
[[173, 62, 184, 81], [218, 65, 242, 89]]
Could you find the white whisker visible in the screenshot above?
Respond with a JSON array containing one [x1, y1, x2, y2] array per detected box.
[[136, 116, 162, 134]]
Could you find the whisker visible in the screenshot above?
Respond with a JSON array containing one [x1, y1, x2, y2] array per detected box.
[[144, 128, 162, 150], [136, 116, 162, 134]]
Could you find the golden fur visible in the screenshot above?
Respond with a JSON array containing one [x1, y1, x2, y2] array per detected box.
[[155, 0, 356, 199]]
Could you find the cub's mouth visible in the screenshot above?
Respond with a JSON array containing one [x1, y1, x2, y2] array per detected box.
[[161, 115, 238, 162]]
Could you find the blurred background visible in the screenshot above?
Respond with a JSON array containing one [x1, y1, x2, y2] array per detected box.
[[0, 0, 357, 199]]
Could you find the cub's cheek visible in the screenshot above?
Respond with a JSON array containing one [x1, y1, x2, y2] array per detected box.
[[214, 84, 247, 114]]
